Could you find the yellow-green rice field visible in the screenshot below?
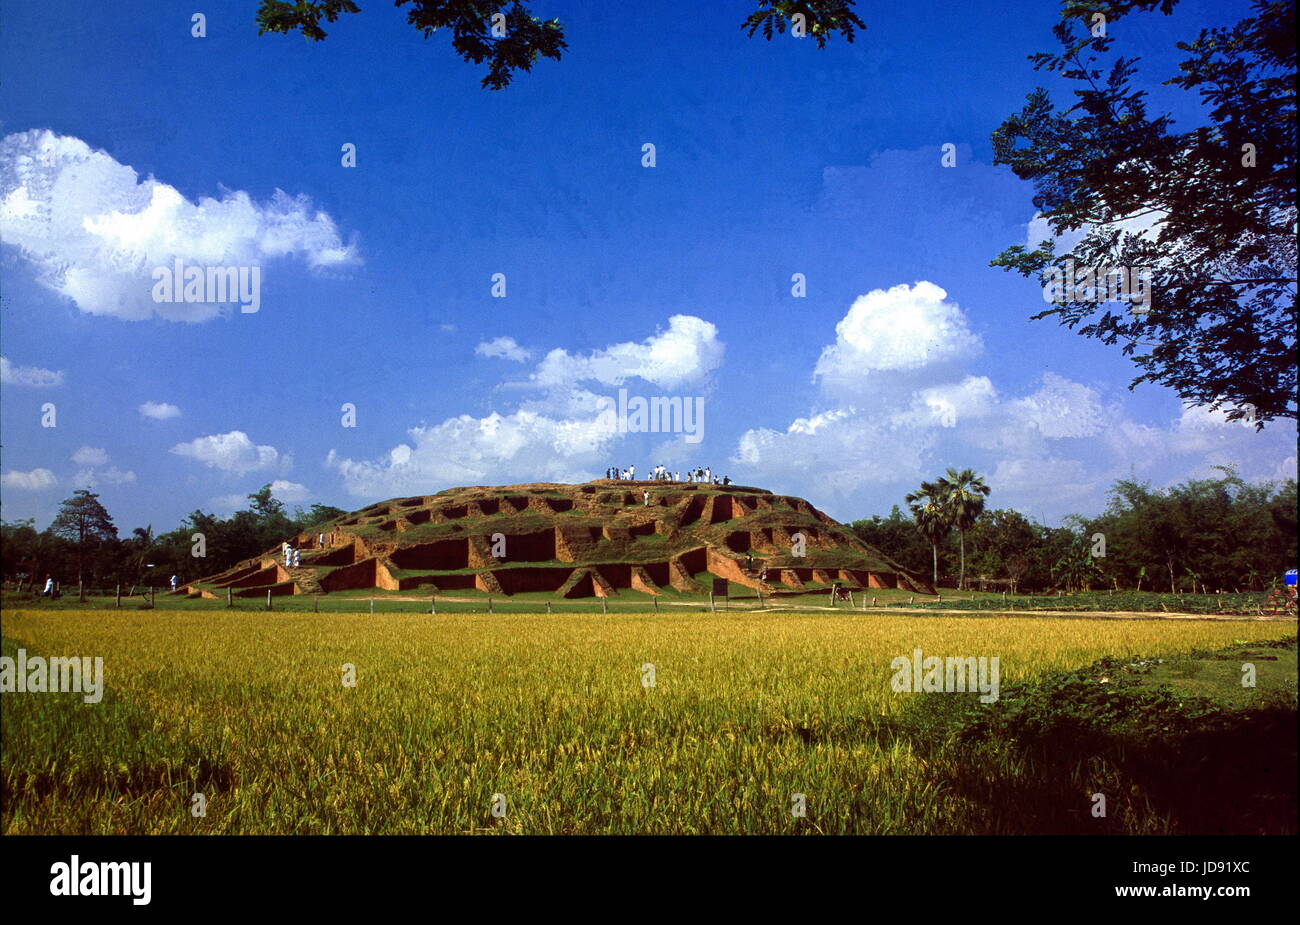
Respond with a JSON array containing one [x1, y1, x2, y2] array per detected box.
[[1, 608, 1293, 834]]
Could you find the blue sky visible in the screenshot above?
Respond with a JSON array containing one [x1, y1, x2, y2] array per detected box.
[[1, 0, 1294, 533]]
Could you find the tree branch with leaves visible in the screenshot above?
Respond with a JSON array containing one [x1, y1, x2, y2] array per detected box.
[[256, 0, 864, 89], [991, 0, 1296, 425]]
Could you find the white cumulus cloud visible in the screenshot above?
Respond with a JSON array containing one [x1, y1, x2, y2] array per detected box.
[[74, 466, 136, 488], [269, 479, 310, 502], [0, 129, 360, 322], [0, 355, 64, 387], [1, 468, 57, 491], [813, 281, 982, 394], [171, 431, 283, 474], [138, 400, 181, 420], [329, 316, 723, 498], [329, 400, 620, 498], [475, 336, 532, 363], [1009, 373, 1107, 439], [71, 446, 109, 466], [531, 314, 723, 390]]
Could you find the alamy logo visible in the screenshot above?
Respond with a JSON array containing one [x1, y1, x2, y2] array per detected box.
[[151, 259, 261, 313], [0, 648, 103, 703], [890, 648, 1000, 703], [596, 388, 704, 444], [50, 856, 151, 905], [1042, 260, 1152, 314]]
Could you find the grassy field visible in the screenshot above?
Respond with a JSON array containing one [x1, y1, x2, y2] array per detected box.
[[1, 584, 960, 616], [2, 607, 1294, 834], [3, 586, 1286, 616]]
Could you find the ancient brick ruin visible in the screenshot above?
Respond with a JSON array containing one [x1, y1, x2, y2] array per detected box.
[[188, 481, 934, 600]]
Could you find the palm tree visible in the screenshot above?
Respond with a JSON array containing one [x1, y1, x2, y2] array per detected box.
[[905, 481, 953, 588], [127, 525, 154, 595], [936, 468, 990, 591]]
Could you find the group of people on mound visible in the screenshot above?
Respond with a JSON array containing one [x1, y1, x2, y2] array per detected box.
[[604, 464, 730, 485]]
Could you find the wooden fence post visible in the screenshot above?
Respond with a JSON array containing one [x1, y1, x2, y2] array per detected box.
[[115, 584, 121, 608], [266, 589, 272, 611]]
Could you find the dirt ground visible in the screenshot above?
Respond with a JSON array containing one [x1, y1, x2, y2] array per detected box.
[[374, 594, 1297, 621]]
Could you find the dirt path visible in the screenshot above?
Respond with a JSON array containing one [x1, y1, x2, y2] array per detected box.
[[374, 594, 1295, 621], [854, 607, 1296, 622]]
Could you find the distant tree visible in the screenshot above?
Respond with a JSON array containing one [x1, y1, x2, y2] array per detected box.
[[991, 0, 1297, 424], [126, 525, 156, 588], [1004, 553, 1030, 593], [934, 468, 991, 590], [966, 508, 1043, 589], [1051, 536, 1102, 592], [48, 489, 118, 587], [849, 505, 932, 575], [256, 0, 865, 89], [905, 481, 953, 587], [299, 503, 348, 529], [247, 484, 286, 519], [1081, 468, 1295, 592], [1, 518, 42, 584]]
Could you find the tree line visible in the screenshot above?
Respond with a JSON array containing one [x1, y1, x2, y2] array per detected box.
[[3, 467, 1294, 596], [854, 466, 1296, 593], [0, 486, 345, 592]]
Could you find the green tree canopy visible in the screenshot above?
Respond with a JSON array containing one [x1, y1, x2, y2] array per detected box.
[[905, 480, 954, 586], [934, 468, 991, 590], [991, 0, 1297, 424], [48, 489, 118, 585]]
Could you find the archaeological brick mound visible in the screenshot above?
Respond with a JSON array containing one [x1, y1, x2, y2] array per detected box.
[[190, 481, 934, 600]]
